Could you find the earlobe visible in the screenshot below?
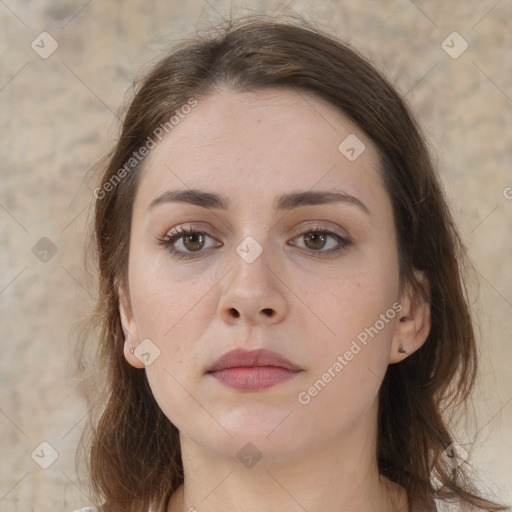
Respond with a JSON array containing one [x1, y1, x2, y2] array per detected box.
[[389, 272, 431, 364], [122, 339, 145, 369], [118, 286, 145, 369]]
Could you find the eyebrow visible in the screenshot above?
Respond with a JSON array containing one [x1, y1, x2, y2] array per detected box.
[[148, 189, 370, 215]]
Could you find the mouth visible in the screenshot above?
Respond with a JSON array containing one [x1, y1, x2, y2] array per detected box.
[[206, 348, 303, 391]]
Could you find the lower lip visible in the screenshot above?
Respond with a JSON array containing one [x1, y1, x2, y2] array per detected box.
[[209, 367, 301, 391]]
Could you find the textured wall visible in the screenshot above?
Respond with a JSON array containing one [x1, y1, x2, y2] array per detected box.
[[0, 1, 511, 510]]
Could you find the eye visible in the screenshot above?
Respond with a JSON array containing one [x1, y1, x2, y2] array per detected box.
[[290, 227, 352, 257], [157, 224, 352, 260], [157, 225, 221, 259]]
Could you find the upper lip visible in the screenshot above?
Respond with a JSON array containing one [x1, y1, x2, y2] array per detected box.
[[207, 348, 301, 372]]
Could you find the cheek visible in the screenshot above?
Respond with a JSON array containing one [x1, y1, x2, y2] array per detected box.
[[128, 243, 216, 340], [127, 251, 222, 415], [306, 256, 399, 336], [128, 256, 219, 429], [294, 274, 398, 431], [299, 252, 399, 390]]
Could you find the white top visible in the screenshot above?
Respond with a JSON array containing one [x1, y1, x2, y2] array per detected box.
[[73, 498, 478, 511], [72, 509, 156, 512], [72, 509, 154, 512], [72, 508, 155, 512]]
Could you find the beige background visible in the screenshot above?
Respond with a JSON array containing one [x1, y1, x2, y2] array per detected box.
[[0, 1, 511, 510]]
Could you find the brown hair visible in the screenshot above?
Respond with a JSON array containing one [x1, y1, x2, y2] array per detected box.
[[79, 13, 509, 512]]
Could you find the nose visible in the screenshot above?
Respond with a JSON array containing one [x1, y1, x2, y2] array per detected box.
[[217, 242, 288, 327]]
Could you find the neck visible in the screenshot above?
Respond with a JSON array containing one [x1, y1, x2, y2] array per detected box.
[[166, 400, 408, 512]]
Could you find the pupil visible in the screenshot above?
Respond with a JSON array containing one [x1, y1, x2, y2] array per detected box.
[[185, 233, 203, 251], [306, 232, 325, 249]]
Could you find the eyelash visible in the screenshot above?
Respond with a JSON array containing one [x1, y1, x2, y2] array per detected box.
[[157, 224, 353, 260]]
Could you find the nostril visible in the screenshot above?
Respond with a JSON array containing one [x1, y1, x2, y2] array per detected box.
[[262, 308, 273, 316], [230, 308, 240, 318]]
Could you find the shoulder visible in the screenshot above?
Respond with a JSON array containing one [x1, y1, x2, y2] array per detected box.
[[72, 505, 154, 512], [72, 507, 153, 512], [410, 496, 461, 512], [434, 499, 477, 512]]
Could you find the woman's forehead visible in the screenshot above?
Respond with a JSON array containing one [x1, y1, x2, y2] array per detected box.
[[135, 88, 385, 213], [158, 87, 364, 144]]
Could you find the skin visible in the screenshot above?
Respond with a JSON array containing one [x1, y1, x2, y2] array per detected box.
[[119, 87, 431, 512]]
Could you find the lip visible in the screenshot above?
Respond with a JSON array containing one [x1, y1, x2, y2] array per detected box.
[[208, 348, 301, 372], [207, 348, 302, 391]]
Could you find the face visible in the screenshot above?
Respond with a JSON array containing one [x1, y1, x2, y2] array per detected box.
[[120, 87, 419, 464]]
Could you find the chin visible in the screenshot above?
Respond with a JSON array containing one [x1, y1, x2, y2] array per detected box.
[[206, 406, 308, 456], [220, 401, 294, 432]]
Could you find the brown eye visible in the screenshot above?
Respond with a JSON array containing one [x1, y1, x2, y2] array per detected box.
[[181, 232, 206, 252], [303, 232, 329, 250], [291, 229, 352, 257], [158, 225, 221, 260]]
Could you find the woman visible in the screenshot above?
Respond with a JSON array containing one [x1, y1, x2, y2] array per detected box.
[[76, 14, 510, 512]]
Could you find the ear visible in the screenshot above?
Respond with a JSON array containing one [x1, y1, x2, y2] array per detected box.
[[118, 283, 145, 369], [389, 270, 431, 364]]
